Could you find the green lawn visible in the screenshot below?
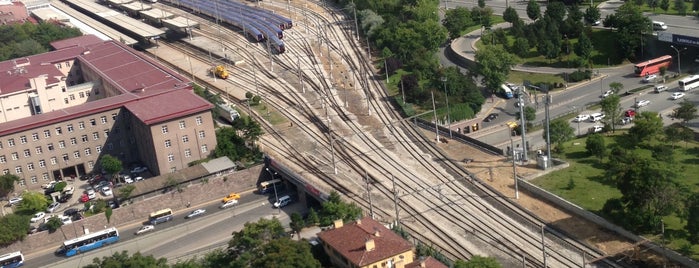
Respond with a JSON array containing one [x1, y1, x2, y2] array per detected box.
[[531, 131, 699, 258], [507, 71, 565, 85], [638, 3, 697, 16]]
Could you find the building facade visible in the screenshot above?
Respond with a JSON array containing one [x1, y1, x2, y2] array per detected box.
[[0, 35, 216, 192]]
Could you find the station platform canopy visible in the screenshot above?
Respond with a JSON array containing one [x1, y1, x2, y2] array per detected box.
[[121, 2, 151, 12], [64, 0, 164, 39], [162, 16, 200, 30], [106, 0, 133, 6], [140, 8, 174, 21]]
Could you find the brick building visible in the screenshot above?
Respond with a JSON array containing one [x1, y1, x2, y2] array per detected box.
[[0, 35, 216, 193]]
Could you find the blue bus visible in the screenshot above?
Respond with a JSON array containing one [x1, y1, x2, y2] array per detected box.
[[0, 251, 24, 268], [56, 227, 119, 257], [499, 84, 514, 99]]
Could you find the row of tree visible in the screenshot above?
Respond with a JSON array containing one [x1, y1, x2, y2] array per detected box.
[[0, 23, 82, 61]]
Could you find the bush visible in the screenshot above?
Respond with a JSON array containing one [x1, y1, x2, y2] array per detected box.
[[568, 70, 592, 82]]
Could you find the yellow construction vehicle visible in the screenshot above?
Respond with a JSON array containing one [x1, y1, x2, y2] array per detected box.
[[213, 65, 229, 79]]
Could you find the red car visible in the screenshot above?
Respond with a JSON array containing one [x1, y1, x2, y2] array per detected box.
[[625, 109, 636, 118], [79, 193, 89, 203]]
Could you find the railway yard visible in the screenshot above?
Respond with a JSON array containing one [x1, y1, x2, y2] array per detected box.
[[58, 0, 671, 266]]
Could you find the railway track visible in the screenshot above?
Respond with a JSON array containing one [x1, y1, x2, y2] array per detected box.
[[151, 1, 630, 267]]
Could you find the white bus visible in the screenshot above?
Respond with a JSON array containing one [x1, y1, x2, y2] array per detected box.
[[679, 75, 699, 91]]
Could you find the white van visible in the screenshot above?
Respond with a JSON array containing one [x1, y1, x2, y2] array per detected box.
[[273, 195, 292, 208], [589, 113, 605, 122], [652, 21, 668, 31]]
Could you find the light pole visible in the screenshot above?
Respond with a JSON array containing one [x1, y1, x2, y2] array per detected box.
[[265, 168, 280, 213], [441, 77, 452, 138], [670, 45, 686, 75]]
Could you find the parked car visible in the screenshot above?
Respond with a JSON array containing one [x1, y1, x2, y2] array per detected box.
[[130, 166, 148, 173], [30, 212, 46, 223], [635, 99, 650, 107], [483, 113, 499, 122], [41, 181, 57, 189], [185, 209, 206, 219], [124, 177, 134, 184], [222, 193, 241, 203], [624, 109, 636, 118], [135, 225, 155, 235], [134, 176, 144, 182], [62, 185, 74, 195], [58, 193, 73, 203], [574, 114, 590, 122], [107, 199, 118, 209], [220, 199, 239, 209], [671, 92, 685, 100], [101, 186, 113, 196], [46, 202, 61, 213], [80, 193, 90, 203], [642, 74, 657, 83], [64, 208, 79, 216], [589, 125, 604, 133], [589, 113, 605, 122], [620, 117, 633, 125], [86, 189, 96, 200], [8, 197, 22, 206]]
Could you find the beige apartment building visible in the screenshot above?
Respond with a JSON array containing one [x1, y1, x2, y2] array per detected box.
[[0, 35, 217, 192]]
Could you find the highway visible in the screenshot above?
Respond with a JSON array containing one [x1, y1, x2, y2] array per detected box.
[[28, 192, 302, 268]]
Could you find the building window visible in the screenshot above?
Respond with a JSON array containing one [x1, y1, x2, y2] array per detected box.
[[27, 163, 34, 171], [35, 146, 42, 154], [179, 121, 186, 129], [56, 63, 62, 68], [161, 125, 168, 134], [19, 136, 27, 144], [67, 124, 74, 132], [23, 149, 30, 157], [69, 94, 75, 100], [96, 145, 102, 153], [90, 119, 96, 126], [47, 143, 54, 151], [79, 122, 85, 129], [104, 129, 109, 138], [107, 143, 113, 150], [32, 133, 39, 141], [73, 151, 80, 158], [93, 132, 99, 140], [56, 127, 62, 135], [64, 98, 69, 104], [31, 176, 37, 184], [170, 167, 176, 173], [0, 155, 5, 163], [88, 161, 94, 168], [59, 141, 65, 148], [11, 153, 18, 160], [196, 116, 203, 125], [44, 130, 50, 138], [164, 140, 171, 148], [7, 139, 14, 147], [81, 135, 88, 142], [79, 92, 85, 98], [2, 169, 8, 175], [201, 144, 208, 153], [198, 131, 205, 139], [167, 153, 174, 162], [50, 157, 57, 165], [42, 173, 49, 181], [62, 154, 69, 162], [15, 166, 22, 174], [100, 116, 107, 124], [182, 135, 189, 143], [112, 113, 117, 121], [85, 148, 91, 156], [184, 149, 191, 158], [39, 160, 45, 168], [70, 138, 77, 145]]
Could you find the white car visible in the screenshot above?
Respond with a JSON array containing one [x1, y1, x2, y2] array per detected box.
[[135, 176, 144, 182], [135, 225, 155, 235], [124, 177, 134, 184], [642, 74, 657, 83], [86, 189, 96, 200], [635, 99, 650, 107], [590, 125, 604, 133], [671, 92, 685, 100], [574, 114, 590, 122], [62, 185, 74, 195], [101, 186, 112, 196], [601, 90, 614, 98], [41, 181, 57, 189], [8, 197, 22, 206], [589, 113, 605, 122], [46, 202, 60, 213], [30, 212, 46, 223], [220, 199, 238, 209], [185, 209, 206, 219]]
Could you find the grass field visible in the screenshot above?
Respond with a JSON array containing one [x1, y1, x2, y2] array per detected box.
[[531, 131, 699, 258]]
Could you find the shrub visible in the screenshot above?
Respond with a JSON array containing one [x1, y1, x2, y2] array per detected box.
[[569, 70, 592, 82]]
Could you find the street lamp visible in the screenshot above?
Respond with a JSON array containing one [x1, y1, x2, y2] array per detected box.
[[264, 168, 280, 212], [441, 77, 452, 138], [670, 45, 687, 75]]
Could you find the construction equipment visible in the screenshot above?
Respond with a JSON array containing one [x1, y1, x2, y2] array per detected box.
[[213, 65, 229, 79]]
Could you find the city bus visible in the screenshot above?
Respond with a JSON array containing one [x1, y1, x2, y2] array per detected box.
[[499, 84, 514, 99], [634, 55, 672, 77], [56, 227, 119, 257], [0, 251, 24, 267], [679, 75, 699, 91], [259, 179, 283, 194], [149, 208, 173, 225]]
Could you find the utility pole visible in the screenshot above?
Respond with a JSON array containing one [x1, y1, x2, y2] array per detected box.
[[391, 175, 400, 228], [432, 91, 439, 143], [510, 132, 519, 199], [517, 89, 528, 162], [365, 171, 374, 219], [545, 88, 552, 167]]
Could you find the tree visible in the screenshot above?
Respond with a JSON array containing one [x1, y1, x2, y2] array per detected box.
[[503, 6, 519, 25], [664, 126, 683, 149], [100, 155, 122, 180], [512, 37, 530, 57], [585, 134, 606, 161], [478, 0, 485, 8], [84, 251, 169, 268], [474, 46, 517, 92], [45, 215, 63, 233], [543, 2, 567, 24], [660, 0, 670, 11], [251, 238, 321, 268], [119, 185, 136, 200], [53, 181, 67, 193], [612, 3, 651, 59], [686, 193, 699, 243], [574, 33, 593, 62], [443, 7, 472, 40], [608, 82, 624, 94], [228, 217, 287, 255], [105, 206, 113, 224], [584, 6, 601, 25], [599, 95, 622, 132], [675, 0, 688, 15], [18, 191, 50, 213], [0, 214, 30, 246], [670, 99, 698, 125], [0, 174, 19, 199], [319, 191, 363, 226], [289, 212, 305, 239], [516, 106, 536, 127], [454, 256, 502, 268], [628, 112, 664, 145], [526, 0, 540, 21], [647, 0, 659, 10], [544, 118, 575, 152], [306, 208, 319, 227], [694, 0, 699, 12]]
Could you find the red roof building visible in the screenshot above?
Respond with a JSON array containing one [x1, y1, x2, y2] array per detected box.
[[0, 35, 217, 191]]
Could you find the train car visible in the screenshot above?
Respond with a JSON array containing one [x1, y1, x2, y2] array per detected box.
[[223, 0, 289, 30], [215, 103, 240, 123], [176, 0, 265, 41], [220, 5, 283, 38]]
